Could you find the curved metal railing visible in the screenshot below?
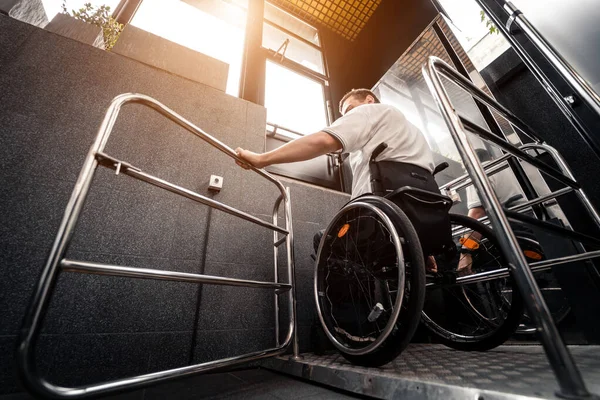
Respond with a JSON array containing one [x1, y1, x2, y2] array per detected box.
[[17, 93, 299, 399]]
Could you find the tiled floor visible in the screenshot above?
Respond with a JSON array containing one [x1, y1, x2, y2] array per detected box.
[[0, 368, 369, 400]]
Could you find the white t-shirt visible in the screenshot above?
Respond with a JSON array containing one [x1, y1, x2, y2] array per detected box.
[[467, 167, 525, 209], [322, 103, 435, 198]]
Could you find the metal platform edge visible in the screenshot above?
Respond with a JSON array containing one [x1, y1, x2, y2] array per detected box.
[[261, 355, 543, 400]]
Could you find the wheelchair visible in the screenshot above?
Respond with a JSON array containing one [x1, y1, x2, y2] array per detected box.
[[314, 143, 526, 366]]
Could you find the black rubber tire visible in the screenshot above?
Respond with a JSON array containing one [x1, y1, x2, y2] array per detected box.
[[422, 213, 524, 352], [333, 196, 426, 367]]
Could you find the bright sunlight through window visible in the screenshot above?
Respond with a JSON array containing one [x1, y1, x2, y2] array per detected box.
[[265, 61, 327, 135], [131, 0, 246, 96]]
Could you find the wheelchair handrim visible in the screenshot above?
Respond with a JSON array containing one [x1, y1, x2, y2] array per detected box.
[[314, 201, 406, 356], [422, 220, 513, 342]]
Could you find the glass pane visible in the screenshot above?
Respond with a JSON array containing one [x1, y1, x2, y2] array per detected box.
[[373, 26, 491, 172], [436, 0, 510, 70], [372, 24, 528, 215], [265, 60, 327, 135], [263, 23, 324, 74], [131, 0, 246, 96], [264, 2, 320, 46]]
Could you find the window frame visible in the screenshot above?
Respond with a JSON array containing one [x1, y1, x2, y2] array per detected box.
[[259, 2, 345, 192], [261, 3, 332, 127]]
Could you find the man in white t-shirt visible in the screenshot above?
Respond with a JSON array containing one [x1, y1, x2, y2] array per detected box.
[[236, 89, 440, 271], [235, 88, 435, 198]]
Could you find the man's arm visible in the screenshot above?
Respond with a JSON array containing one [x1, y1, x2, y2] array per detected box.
[[235, 131, 342, 169]]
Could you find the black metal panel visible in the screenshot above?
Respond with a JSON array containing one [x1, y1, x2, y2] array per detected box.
[[265, 136, 342, 191], [475, 0, 600, 160]]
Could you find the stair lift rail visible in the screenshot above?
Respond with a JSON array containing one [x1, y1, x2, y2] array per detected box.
[[16, 93, 299, 399], [423, 56, 599, 399]]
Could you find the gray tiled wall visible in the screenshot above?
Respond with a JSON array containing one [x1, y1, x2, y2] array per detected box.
[[0, 14, 349, 396]]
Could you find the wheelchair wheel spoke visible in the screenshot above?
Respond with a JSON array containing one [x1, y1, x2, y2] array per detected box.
[[316, 200, 411, 352], [352, 270, 374, 311], [422, 213, 526, 348], [446, 286, 496, 331]]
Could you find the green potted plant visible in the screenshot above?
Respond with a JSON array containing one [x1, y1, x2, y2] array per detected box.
[[61, 2, 123, 50]]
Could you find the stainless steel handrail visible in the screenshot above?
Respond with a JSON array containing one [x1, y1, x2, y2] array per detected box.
[[520, 143, 600, 228], [61, 259, 293, 290], [96, 152, 288, 234], [501, 1, 600, 117], [440, 154, 511, 192], [459, 117, 580, 189], [17, 93, 299, 399], [450, 186, 572, 237], [423, 56, 594, 399], [428, 53, 544, 144], [426, 250, 600, 288], [273, 195, 284, 347]]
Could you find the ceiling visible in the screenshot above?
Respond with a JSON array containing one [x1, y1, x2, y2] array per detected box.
[[268, 0, 383, 41]]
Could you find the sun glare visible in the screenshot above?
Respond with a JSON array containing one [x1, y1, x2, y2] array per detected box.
[[131, 0, 245, 96], [265, 60, 327, 135], [43, 0, 328, 133]]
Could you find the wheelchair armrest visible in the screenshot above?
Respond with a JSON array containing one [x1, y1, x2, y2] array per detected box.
[[433, 162, 449, 176]]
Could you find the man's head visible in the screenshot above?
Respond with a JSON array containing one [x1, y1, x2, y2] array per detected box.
[[339, 88, 380, 116]]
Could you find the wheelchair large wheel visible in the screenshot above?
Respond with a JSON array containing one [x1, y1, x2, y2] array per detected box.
[[422, 213, 524, 351], [314, 196, 425, 367], [514, 238, 570, 334]]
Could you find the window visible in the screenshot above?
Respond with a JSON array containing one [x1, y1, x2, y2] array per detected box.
[[261, 4, 339, 190], [130, 0, 247, 96], [265, 61, 327, 136], [264, 2, 320, 46], [262, 3, 329, 133], [436, 0, 510, 70], [262, 23, 325, 74]]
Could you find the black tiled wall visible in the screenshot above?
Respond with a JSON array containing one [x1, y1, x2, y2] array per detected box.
[[0, 15, 349, 395]]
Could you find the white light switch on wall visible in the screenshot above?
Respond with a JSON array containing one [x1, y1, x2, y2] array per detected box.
[[209, 175, 223, 191]]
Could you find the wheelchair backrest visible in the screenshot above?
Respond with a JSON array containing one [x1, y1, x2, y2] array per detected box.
[[384, 187, 453, 255], [368, 142, 454, 255]]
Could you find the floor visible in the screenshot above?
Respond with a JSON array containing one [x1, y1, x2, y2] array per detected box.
[[0, 368, 370, 400], [5, 345, 599, 399], [262, 344, 600, 400]]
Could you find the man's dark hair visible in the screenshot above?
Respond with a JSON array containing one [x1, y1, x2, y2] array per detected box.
[[339, 88, 380, 114]]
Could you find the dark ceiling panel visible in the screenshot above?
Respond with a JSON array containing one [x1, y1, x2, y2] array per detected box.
[[269, 0, 383, 41]]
